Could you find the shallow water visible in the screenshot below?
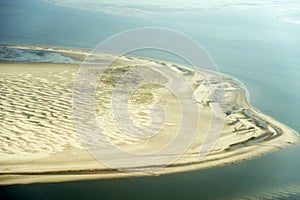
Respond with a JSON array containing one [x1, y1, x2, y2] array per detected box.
[[0, 0, 299, 199], [0, 45, 78, 63]]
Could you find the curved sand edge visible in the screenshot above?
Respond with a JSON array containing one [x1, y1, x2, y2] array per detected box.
[[0, 45, 299, 185]]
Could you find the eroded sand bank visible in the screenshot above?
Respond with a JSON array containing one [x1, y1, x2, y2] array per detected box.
[[0, 46, 299, 185]]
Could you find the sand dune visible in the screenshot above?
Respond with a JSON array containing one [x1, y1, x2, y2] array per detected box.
[[0, 46, 299, 185]]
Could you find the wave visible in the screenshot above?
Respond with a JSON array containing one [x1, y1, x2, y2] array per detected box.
[[47, 0, 290, 16], [277, 12, 300, 25], [232, 184, 300, 199]]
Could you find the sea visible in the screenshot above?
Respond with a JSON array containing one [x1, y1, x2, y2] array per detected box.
[[0, 0, 300, 199]]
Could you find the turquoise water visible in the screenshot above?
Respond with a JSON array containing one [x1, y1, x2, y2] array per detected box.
[[1, 0, 298, 132], [0, 0, 299, 199]]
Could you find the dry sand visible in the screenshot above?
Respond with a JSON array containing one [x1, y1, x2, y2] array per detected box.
[[0, 46, 299, 185]]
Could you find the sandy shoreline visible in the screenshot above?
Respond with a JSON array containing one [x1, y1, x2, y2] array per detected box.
[[0, 45, 299, 185]]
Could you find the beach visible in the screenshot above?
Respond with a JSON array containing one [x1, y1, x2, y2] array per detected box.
[[0, 46, 299, 185]]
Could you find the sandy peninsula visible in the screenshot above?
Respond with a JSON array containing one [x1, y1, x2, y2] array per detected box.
[[0, 45, 299, 185]]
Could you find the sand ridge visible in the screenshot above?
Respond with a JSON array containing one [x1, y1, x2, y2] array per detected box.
[[0, 46, 299, 185]]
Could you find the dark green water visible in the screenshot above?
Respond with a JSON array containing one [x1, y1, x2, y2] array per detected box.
[[0, 0, 299, 199]]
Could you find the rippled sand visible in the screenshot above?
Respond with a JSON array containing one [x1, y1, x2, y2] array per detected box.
[[0, 46, 299, 185]]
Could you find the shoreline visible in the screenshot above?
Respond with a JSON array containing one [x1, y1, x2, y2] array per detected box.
[[0, 45, 299, 185]]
